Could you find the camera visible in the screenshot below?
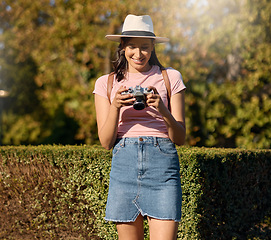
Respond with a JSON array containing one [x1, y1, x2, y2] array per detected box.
[[121, 85, 153, 110]]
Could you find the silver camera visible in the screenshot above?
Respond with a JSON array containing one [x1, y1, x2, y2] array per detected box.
[[121, 85, 153, 110]]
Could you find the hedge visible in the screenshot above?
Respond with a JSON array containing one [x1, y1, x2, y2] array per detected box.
[[0, 145, 270, 239]]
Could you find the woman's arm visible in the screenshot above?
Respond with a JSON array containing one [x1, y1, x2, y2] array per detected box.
[[95, 86, 135, 150], [163, 90, 186, 145], [95, 94, 120, 150], [146, 88, 186, 146]]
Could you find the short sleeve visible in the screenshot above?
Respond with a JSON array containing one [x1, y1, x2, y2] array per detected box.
[[166, 68, 186, 95], [92, 74, 109, 99]]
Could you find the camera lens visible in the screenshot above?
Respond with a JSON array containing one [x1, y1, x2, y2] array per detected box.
[[133, 100, 145, 110]]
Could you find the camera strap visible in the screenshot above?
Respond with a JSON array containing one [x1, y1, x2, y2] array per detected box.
[[160, 67, 171, 111], [107, 67, 172, 110]]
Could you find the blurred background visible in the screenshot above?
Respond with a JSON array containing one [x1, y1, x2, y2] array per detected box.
[[0, 0, 270, 148]]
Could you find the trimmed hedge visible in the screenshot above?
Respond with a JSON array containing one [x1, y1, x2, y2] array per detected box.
[[0, 145, 270, 239]]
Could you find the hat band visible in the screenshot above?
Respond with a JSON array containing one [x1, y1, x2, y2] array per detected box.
[[121, 31, 156, 37]]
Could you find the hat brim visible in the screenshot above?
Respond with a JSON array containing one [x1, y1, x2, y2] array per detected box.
[[105, 35, 169, 43]]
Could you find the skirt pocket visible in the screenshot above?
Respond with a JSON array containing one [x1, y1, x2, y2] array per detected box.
[[156, 139, 178, 156]]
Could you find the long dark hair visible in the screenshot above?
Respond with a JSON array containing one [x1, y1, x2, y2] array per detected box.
[[113, 37, 164, 82]]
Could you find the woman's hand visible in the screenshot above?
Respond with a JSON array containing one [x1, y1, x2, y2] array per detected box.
[[95, 86, 135, 150], [112, 86, 136, 109], [146, 86, 186, 146], [146, 86, 167, 113]]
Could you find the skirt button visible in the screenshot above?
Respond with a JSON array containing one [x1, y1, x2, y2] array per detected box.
[[139, 137, 143, 141]]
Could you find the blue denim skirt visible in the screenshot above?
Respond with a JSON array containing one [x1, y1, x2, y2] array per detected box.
[[105, 136, 182, 222]]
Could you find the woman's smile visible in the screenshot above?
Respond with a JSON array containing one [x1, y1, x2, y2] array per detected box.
[[132, 57, 145, 64]]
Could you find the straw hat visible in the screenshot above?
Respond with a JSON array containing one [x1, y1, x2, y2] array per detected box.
[[105, 14, 169, 43]]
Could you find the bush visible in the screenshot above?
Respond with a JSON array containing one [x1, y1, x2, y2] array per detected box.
[[0, 145, 270, 239], [178, 147, 271, 240]]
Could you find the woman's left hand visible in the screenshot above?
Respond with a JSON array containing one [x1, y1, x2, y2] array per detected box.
[[146, 86, 167, 113]]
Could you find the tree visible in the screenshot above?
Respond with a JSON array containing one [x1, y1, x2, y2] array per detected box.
[[195, 0, 271, 148], [0, 0, 163, 145], [0, 0, 270, 148], [153, 0, 271, 148]]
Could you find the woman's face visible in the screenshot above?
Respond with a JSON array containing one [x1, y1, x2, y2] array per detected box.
[[123, 38, 154, 73]]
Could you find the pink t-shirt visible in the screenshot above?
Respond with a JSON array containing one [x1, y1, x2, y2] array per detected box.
[[93, 65, 186, 138]]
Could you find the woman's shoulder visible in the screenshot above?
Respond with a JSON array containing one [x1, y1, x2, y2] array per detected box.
[[162, 67, 186, 93], [96, 73, 111, 84], [164, 67, 182, 78], [95, 73, 114, 89], [164, 67, 180, 72], [93, 73, 111, 96]]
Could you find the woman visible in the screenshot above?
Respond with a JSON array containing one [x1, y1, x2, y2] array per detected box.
[[93, 14, 186, 240]]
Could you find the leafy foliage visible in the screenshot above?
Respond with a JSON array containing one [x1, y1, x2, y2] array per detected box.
[[0, 0, 270, 147]]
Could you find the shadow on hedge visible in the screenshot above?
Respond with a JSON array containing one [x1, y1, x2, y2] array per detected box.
[[196, 151, 271, 239]]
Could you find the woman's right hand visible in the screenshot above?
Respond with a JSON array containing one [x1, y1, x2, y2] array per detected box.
[[112, 86, 135, 109], [95, 86, 135, 150]]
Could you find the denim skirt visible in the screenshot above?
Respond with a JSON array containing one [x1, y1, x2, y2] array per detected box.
[[105, 136, 182, 222]]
